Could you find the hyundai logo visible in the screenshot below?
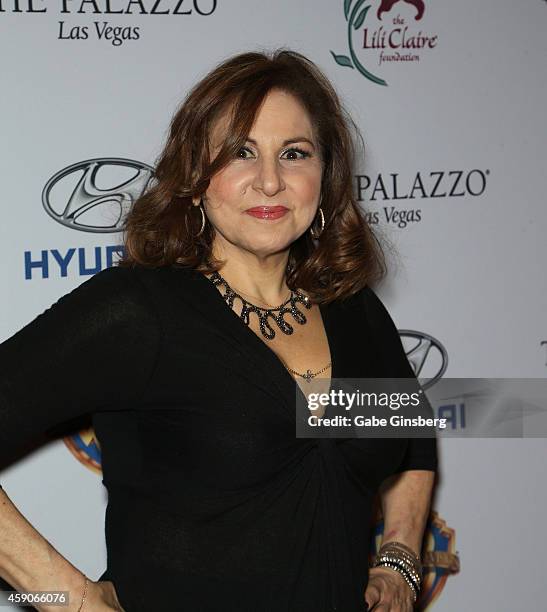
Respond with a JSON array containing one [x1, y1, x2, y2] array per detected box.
[[42, 157, 155, 233], [399, 330, 448, 389]]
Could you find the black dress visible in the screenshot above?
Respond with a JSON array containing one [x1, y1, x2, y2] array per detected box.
[[0, 264, 437, 612]]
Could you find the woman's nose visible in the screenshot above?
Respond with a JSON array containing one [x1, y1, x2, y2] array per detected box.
[[253, 156, 286, 196]]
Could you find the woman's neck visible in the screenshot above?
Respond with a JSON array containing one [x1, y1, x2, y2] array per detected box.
[[210, 245, 291, 308]]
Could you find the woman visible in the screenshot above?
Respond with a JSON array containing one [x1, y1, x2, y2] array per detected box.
[[0, 49, 437, 611]]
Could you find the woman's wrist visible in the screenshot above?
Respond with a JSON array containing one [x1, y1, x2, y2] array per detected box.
[[380, 526, 422, 559], [28, 547, 88, 612], [372, 540, 423, 602]]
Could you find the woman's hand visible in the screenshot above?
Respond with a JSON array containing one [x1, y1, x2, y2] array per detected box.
[[364, 566, 415, 611]]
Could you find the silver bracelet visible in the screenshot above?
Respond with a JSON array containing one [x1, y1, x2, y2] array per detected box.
[[377, 541, 423, 579], [375, 553, 421, 589], [373, 541, 423, 601]]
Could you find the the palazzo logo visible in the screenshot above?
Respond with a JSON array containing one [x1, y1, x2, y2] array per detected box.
[[0, 1, 219, 46], [330, 0, 438, 86]]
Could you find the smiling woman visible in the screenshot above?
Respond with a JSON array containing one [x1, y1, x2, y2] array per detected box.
[[120, 48, 387, 303], [0, 48, 437, 612], [202, 89, 324, 263]]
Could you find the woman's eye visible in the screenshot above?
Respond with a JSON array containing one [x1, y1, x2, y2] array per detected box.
[[282, 147, 311, 161], [235, 146, 311, 161], [236, 146, 254, 159]]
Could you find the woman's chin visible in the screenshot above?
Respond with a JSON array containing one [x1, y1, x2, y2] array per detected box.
[[240, 238, 295, 259]]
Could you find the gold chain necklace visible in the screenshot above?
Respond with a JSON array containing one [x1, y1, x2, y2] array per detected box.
[[206, 271, 331, 379], [284, 361, 332, 383]]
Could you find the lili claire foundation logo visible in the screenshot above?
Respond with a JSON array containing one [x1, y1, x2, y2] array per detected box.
[[330, 0, 438, 86]]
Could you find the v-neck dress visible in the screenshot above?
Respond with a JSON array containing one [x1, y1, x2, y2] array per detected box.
[[0, 264, 437, 612]]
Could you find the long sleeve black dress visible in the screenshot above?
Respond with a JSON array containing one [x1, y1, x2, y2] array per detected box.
[[0, 264, 437, 612]]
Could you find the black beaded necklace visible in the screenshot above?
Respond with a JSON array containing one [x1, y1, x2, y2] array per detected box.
[[208, 270, 313, 341]]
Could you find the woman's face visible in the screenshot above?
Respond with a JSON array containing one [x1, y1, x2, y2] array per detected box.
[[203, 89, 324, 261]]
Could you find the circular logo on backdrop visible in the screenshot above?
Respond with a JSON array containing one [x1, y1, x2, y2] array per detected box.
[[42, 157, 155, 233], [330, 0, 438, 86], [63, 426, 102, 475], [399, 330, 448, 389]]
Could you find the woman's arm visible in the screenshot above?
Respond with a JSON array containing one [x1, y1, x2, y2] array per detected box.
[[0, 266, 161, 610], [0, 266, 161, 467], [360, 285, 439, 609], [365, 469, 435, 611], [0, 487, 90, 611], [0, 489, 126, 611], [378, 468, 435, 558]]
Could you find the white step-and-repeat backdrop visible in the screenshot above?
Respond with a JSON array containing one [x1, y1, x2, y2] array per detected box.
[[1, 0, 546, 609]]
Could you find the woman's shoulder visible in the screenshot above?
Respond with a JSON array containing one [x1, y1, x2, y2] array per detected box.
[[348, 283, 401, 338], [89, 263, 196, 294], [34, 264, 162, 333], [72, 263, 153, 302], [359, 283, 390, 311], [345, 283, 392, 320], [99, 264, 209, 320]]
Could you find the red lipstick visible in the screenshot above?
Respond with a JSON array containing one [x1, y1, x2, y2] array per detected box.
[[245, 206, 288, 220]]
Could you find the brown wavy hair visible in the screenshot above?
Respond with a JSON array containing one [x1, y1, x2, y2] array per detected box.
[[117, 48, 387, 303]]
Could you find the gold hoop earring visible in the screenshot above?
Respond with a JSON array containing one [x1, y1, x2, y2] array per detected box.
[[310, 206, 325, 239], [192, 198, 206, 237]]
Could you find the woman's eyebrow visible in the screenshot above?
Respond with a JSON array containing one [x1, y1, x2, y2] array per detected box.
[[246, 136, 316, 149]]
